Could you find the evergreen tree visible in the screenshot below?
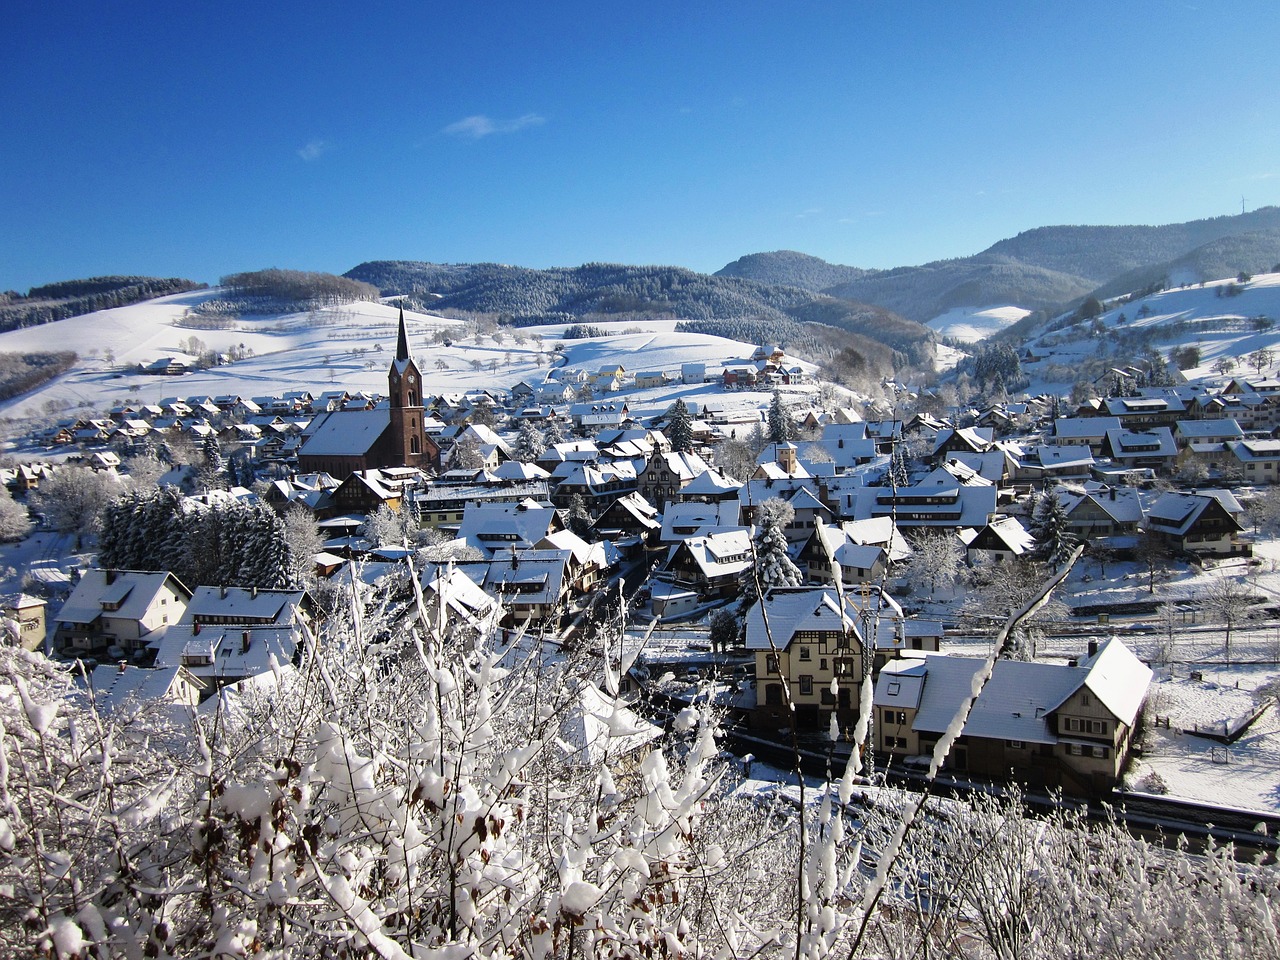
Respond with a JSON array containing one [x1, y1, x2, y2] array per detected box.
[[202, 434, 223, 470], [767, 391, 795, 444], [543, 417, 565, 447], [567, 494, 592, 539], [738, 498, 802, 619], [1031, 492, 1077, 571], [666, 398, 694, 453], [515, 419, 546, 463]]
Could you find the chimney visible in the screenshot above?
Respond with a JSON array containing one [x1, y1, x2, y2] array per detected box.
[[117, 661, 127, 674], [220, 585, 227, 599], [241, 630, 251, 654], [1109, 487, 1116, 500], [105, 570, 116, 585], [251, 586, 258, 599], [1087, 639, 1099, 659], [193, 622, 201, 635]]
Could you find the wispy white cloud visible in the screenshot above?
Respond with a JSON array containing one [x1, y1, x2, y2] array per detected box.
[[442, 113, 546, 139], [297, 139, 332, 162]]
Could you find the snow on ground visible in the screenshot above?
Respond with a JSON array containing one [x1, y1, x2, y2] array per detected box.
[[1017, 272, 1280, 396], [1126, 697, 1280, 815], [927, 305, 1030, 343], [0, 290, 777, 422]]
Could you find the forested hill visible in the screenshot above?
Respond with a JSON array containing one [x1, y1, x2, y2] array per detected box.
[[723, 207, 1280, 323], [0, 276, 204, 332], [981, 207, 1280, 281], [715, 250, 872, 291], [343, 259, 932, 358]]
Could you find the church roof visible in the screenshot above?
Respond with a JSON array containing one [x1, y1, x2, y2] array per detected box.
[[297, 409, 389, 457]]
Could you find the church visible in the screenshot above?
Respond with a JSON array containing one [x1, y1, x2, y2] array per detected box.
[[295, 308, 440, 476]]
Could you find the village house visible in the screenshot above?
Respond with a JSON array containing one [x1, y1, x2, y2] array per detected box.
[[53, 569, 192, 658], [1055, 485, 1144, 544], [1052, 416, 1123, 455], [635, 451, 711, 509], [746, 586, 869, 732], [1229, 438, 1280, 483], [657, 528, 753, 604], [1145, 489, 1248, 555], [960, 515, 1035, 565], [2, 593, 47, 651], [874, 638, 1151, 794], [1102, 427, 1178, 472], [796, 523, 888, 586]]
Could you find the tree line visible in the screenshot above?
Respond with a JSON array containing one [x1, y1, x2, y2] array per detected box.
[[220, 268, 380, 305], [0, 351, 78, 401], [0, 276, 204, 332]]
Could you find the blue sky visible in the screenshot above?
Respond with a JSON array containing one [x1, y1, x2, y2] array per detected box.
[[3, 1, 1278, 291]]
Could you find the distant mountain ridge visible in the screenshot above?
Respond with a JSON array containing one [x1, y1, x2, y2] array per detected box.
[[720, 208, 1280, 323], [343, 259, 933, 361]]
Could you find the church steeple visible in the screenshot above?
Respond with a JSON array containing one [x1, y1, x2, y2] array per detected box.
[[385, 303, 432, 470], [395, 305, 411, 362]]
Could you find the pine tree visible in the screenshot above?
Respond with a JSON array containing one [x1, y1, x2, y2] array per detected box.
[[1031, 491, 1077, 570], [515, 419, 546, 463], [667, 398, 694, 453], [567, 494, 592, 538], [767, 391, 795, 444], [543, 417, 565, 447], [202, 434, 223, 470], [739, 498, 802, 618]]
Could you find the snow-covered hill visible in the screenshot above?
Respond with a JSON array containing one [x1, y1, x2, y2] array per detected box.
[[0, 290, 811, 420], [926, 305, 1030, 343], [1015, 272, 1280, 394]]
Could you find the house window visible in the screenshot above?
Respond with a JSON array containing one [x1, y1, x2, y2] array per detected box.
[[1065, 718, 1083, 732], [820, 658, 828, 671], [883, 709, 907, 726], [1081, 692, 1091, 706], [821, 689, 836, 705], [799, 646, 811, 661], [765, 654, 779, 674], [1088, 720, 1107, 735], [1007, 740, 1025, 749], [887, 681, 901, 695], [883, 735, 906, 749], [798, 675, 813, 696], [1067, 744, 1084, 756], [765, 684, 783, 706], [1092, 745, 1109, 759]]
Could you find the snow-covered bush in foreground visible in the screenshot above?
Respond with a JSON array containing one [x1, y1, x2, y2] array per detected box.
[[0, 588, 1278, 957]]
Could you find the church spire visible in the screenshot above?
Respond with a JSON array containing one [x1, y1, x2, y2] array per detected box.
[[395, 305, 411, 361]]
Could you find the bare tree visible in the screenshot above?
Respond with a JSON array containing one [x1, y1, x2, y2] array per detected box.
[[1201, 572, 1256, 663], [29, 466, 120, 548]]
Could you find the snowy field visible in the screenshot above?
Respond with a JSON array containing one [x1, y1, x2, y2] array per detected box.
[[1018, 272, 1280, 396], [927, 305, 1030, 343], [0, 289, 790, 423]]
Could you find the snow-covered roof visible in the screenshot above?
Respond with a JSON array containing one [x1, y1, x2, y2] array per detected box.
[[1057, 486, 1144, 525], [1055, 638, 1152, 727], [1175, 418, 1245, 441], [297, 409, 389, 457], [743, 587, 861, 651], [678, 468, 742, 497], [181, 587, 306, 626], [1053, 416, 1122, 440], [56, 570, 189, 626], [659, 500, 744, 542], [556, 682, 661, 768]]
